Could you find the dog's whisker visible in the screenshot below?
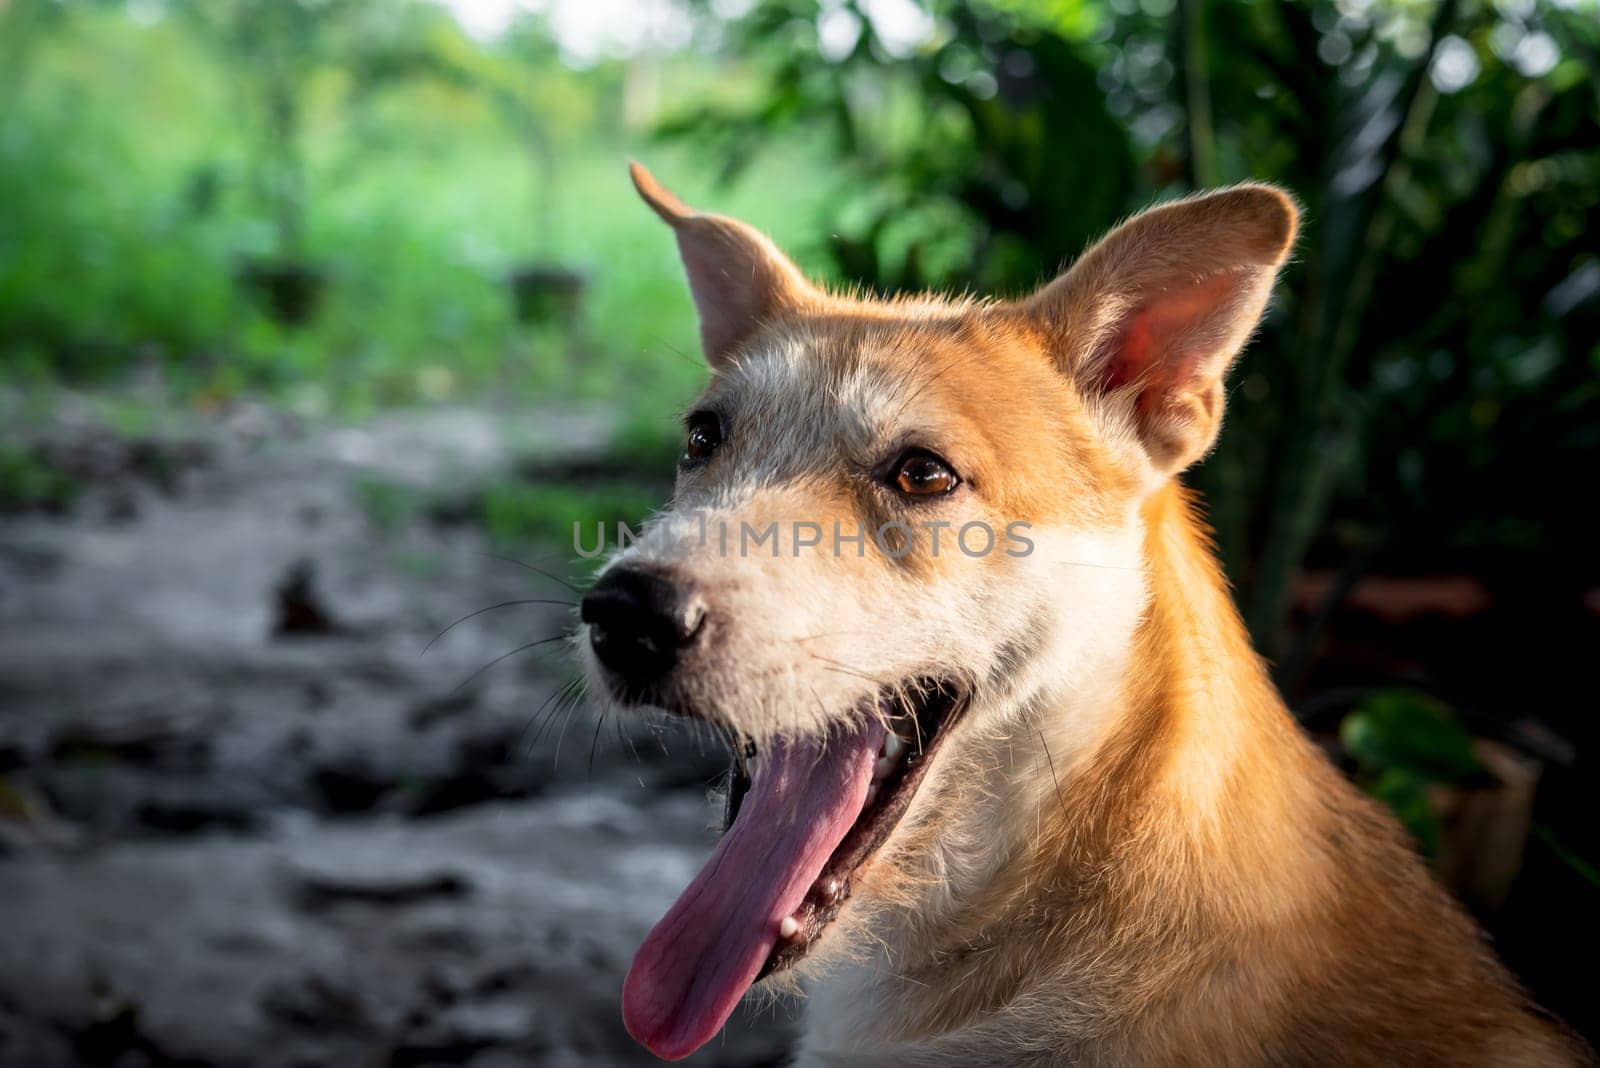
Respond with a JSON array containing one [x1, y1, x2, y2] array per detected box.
[[812, 664, 887, 695], [526, 677, 582, 745], [613, 709, 643, 765], [472, 551, 586, 594], [537, 680, 588, 755], [549, 681, 589, 770], [452, 634, 570, 693], [422, 600, 577, 656], [519, 676, 583, 756], [648, 718, 671, 757], [789, 629, 881, 644], [1036, 728, 1069, 826], [587, 707, 607, 781], [1050, 560, 1150, 572], [805, 652, 882, 685], [806, 683, 837, 735]]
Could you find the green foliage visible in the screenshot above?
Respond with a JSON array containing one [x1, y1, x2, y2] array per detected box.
[[667, 0, 1600, 674], [662, 0, 1134, 293], [477, 481, 659, 551], [605, 411, 690, 473], [1341, 689, 1482, 854], [0, 445, 78, 514], [0, 1, 848, 416], [1342, 689, 1481, 782], [1534, 826, 1600, 890], [0, 12, 239, 380], [1366, 769, 1442, 857]]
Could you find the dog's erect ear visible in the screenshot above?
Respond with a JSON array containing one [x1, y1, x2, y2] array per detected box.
[[1027, 185, 1297, 474], [630, 162, 817, 366]]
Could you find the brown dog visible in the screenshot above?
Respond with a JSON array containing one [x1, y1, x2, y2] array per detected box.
[[578, 164, 1590, 1065]]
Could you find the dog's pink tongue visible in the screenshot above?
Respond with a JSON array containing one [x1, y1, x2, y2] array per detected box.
[[622, 720, 886, 1060]]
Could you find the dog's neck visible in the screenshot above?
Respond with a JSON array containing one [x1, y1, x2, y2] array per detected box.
[[805, 483, 1335, 1054], [953, 483, 1315, 908]]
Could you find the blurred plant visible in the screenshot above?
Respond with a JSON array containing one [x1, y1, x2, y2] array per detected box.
[[0, 0, 790, 406], [664, 0, 1600, 685], [168, 0, 474, 323], [169, 0, 346, 263], [1340, 688, 1482, 855], [472, 23, 598, 326], [474, 480, 659, 551], [1207, 0, 1600, 688], [330, 5, 594, 250], [0, 2, 243, 377], [0, 445, 79, 515], [351, 14, 604, 325], [464, 24, 584, 256], [0, 0, 68, 118], [663, 0, 1134, 292]]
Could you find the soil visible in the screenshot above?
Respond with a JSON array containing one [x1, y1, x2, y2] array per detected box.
[[0, 394, 794, 1067]]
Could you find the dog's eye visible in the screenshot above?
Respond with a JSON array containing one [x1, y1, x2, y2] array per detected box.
[[890, 450, 960, 497], [684, 412, 724, 463]]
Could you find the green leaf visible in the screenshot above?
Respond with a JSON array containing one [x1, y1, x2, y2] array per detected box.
[[1368, 767, 1442, 858], [1340, 689, 1481, 782]]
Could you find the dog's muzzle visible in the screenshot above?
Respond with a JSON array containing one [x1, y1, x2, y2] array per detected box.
[[581, 565, 707, 692]]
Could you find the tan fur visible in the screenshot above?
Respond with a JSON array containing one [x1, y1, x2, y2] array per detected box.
[[595, 166, 1592, 1066], [800, 488, 1585, 1066]]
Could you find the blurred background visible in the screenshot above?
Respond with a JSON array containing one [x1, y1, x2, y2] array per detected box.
[[0, 0, 1596, 1063]]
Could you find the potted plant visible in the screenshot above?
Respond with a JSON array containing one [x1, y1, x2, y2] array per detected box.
[[1337, 689, 1541, 912], [175, 0, 349, 326], [456, 20, 589, 329]]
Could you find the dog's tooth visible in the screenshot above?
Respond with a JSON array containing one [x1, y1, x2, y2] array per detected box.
[[881, 732, 905, 762], [864, 783, 879, 807], [779, 915, 801, 940], [874, 755, 896, 781]]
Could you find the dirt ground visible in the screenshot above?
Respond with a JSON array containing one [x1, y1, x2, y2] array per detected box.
[[0, 395, 795, 1067]]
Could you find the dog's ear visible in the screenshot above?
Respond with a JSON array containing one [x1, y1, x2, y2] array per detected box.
[[630, 162, 817, 366], [1026, 185, 1297, 474]]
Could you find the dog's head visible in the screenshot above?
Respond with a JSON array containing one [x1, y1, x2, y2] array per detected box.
[[586, 164, 1296, 1060]]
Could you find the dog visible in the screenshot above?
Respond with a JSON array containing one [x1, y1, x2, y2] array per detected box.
[[578, 163, 1590, 1066]]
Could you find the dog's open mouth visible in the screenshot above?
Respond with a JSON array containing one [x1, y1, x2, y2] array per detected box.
[[621, 677, 969, 1060]]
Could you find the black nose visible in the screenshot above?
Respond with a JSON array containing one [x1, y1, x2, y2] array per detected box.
[[581, 566, 707, 687]]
